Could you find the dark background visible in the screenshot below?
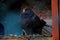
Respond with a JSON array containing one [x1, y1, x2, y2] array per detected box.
[[58, 0, 60, 39], [0, 0, 51, 36]]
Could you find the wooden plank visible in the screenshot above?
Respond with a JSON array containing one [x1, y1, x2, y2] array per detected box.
[[52, 0, 59, 40]]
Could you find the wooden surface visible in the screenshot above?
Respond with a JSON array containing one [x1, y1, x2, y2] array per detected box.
[[0, 36, 52, 40]]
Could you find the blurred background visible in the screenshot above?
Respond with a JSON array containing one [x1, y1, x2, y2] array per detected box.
[[0, 0, 52, 40]]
